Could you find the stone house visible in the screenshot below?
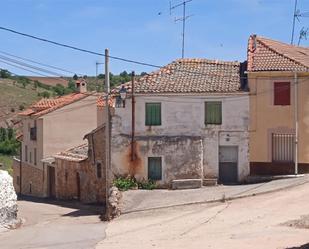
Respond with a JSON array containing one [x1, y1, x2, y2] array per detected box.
[[13, 80, 100, 197], [247, 35, 309, 175], [44, 125, 106, 204], [99, 58, 250, 187]]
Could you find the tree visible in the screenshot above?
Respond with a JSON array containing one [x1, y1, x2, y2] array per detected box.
[[7, 128, 14, 140], [141, 72, 147, 76], [0, 127, 6, 142], [73, 74, 78, 80], [0, 69, 11, 78], [68, 80, 76, 91]]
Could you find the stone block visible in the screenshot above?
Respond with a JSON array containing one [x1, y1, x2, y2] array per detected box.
[[172, 179, 202, 190], [203, 178, 218, 186]]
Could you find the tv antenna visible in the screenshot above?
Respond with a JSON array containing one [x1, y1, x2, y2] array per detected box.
[[169, 0, 193, 58], [291, 0, 309, 44], [298, 27, 309, 45]]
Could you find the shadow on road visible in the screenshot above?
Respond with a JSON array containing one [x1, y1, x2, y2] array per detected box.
[[18, 195, 105, 218], [286, 243, 309, 249]]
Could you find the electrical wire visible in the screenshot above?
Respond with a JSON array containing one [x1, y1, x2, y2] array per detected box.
[[0, 50, 83, 76]]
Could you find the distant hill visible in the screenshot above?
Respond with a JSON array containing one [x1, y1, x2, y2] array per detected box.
[[27, 76, 69, 87], [0, 78, 52, 129]]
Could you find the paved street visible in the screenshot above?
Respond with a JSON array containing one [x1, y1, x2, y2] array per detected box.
[[97, 182, 309, 249], [122, 175, 309, 213], [0, 198, 106, 249]]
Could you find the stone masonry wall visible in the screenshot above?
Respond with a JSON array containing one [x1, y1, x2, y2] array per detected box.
[[13, 160, 44, 197]]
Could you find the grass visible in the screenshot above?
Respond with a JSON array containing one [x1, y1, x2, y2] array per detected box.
[[0, 154, 13, 175]]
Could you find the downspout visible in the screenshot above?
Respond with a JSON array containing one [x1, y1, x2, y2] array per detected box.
[[19, 141, 22, 195], [131, 71, 135, 161], [294, 72, 298, 175]]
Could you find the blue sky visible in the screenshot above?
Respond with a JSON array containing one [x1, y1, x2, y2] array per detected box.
[[0, 0, 308, 76]]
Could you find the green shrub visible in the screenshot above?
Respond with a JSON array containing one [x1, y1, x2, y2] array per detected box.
[[113, 177, 138, 191], [137, 180, 156, 190], [19, 104, 25, 111]]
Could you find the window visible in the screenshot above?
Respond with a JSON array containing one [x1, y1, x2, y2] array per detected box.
[[274, 82, 290, 105], [145, 103, 161, 126], [148, 157, 162, 181], [96, 162, 102, 178], [272, 133, 295, 162], [34, 148, 37, 165], [29, 151, 32, 164], [25, 145, 28, 162], [205, 102, 222, 125]]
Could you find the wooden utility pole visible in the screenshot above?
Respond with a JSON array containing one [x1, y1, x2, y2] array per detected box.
[[105, 49, 111, 216], [131, 71, 135, 161]]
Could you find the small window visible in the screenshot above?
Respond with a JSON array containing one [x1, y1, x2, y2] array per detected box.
[[148, 157, 162, 181], [145, 103, 161, 126], [29, 151, 32, 164], [205, 102, 222, 125], [25, 145, 28, 162], [96, 162, 102, 178], [34, 148, 37, 165], [274, 82, 290, 105]]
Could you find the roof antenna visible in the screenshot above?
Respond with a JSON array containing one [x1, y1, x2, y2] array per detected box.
[[169, 0, 194, 58], [298, 27, 309, 46], [291, 0, 309, 45]]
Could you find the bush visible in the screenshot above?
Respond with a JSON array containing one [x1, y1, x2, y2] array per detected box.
[[10, 107, 15, 113], [19, 104, 25, 111], [0, 139, 19, 155], [113, 176, 156, 191], [137, 180, 156, 190], [113, 177, 138, 191], [38, 91, 50, 98]]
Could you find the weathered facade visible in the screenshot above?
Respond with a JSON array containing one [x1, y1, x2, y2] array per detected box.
[[13, 80, 99, 197], [247, 35, 309, 175], [48, 125, 106, 204], [100, 59, 250, 187]]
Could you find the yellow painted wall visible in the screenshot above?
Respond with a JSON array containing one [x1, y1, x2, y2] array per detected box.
[[249, 72, 309, 163]]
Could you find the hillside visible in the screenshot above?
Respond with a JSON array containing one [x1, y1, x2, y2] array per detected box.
[[0, 78, 51, 129]]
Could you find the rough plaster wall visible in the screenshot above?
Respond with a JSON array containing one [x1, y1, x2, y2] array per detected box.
[[112, 94, 250, 182], [111, 135, 203, 186], [42, 95, 98, 158]]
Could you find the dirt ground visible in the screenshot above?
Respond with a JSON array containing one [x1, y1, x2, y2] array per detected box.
[[0, 198, 106, 249], [97, 182, 309, 249]]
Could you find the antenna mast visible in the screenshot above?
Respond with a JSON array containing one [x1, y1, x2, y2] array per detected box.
[[170, 0, 193, 58]]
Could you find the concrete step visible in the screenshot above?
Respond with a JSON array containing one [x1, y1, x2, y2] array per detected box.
[[172, 179, 202, 190]]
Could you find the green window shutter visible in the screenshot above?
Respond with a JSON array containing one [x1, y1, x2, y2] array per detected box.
[[148, 157, 162, 181], [205, 102, 222, 125], [145, 103, 161, 126]]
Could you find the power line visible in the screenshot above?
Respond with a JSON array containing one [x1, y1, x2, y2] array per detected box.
[[0, 26, 162, 69], [0, 50, 83, 76], [0, 54, 66, 77]]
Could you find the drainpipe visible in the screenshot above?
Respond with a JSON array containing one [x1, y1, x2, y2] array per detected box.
[[294, 72, 298, 175], [19, 141, 22, 195], [131, 71, 135, 161]]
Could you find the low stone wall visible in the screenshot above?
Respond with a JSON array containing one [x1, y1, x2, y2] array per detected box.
[[0, 170, 18, 228], [13, 161, 44, 197]]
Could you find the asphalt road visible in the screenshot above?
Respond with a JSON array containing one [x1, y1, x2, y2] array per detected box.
[[97, 182, 309, 249], [0, 198, 106, 249]]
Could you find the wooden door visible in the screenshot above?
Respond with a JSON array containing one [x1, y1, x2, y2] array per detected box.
[[48, 166, 56, 198], [219, 146, 238, 184]]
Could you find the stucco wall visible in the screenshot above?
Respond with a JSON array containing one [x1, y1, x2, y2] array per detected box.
[[111, 94, 249, 183], [43, 95, 98, 159], [248, 72, 309, 164]]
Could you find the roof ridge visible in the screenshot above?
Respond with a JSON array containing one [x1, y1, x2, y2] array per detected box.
[[256, 36, 309, 70]]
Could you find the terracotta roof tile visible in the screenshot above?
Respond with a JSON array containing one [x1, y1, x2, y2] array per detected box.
[[247, 35, 309, 72], [19, 93, 90, 117], [54, 143, 88, 162], [111, 58, 241, 95]]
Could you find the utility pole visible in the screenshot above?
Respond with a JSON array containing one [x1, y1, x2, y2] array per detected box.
[[131, 71, 135, 162], [170, 0, 193, 58], [96, 61, 104, 91], [104, 49, 111, 217]]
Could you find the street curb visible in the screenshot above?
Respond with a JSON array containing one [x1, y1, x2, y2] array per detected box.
[[121, 178, 309, 215]]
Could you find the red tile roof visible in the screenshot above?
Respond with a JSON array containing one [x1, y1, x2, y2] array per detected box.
[[19, 93, 90, 117], [111, 58, 242, 95], [247, 35, 309, 72]]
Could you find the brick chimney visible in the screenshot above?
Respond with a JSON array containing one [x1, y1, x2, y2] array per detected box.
[[76, 79, 87, 93]]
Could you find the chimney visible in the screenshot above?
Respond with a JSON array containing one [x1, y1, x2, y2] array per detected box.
[[76, 79, 87, 93]]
